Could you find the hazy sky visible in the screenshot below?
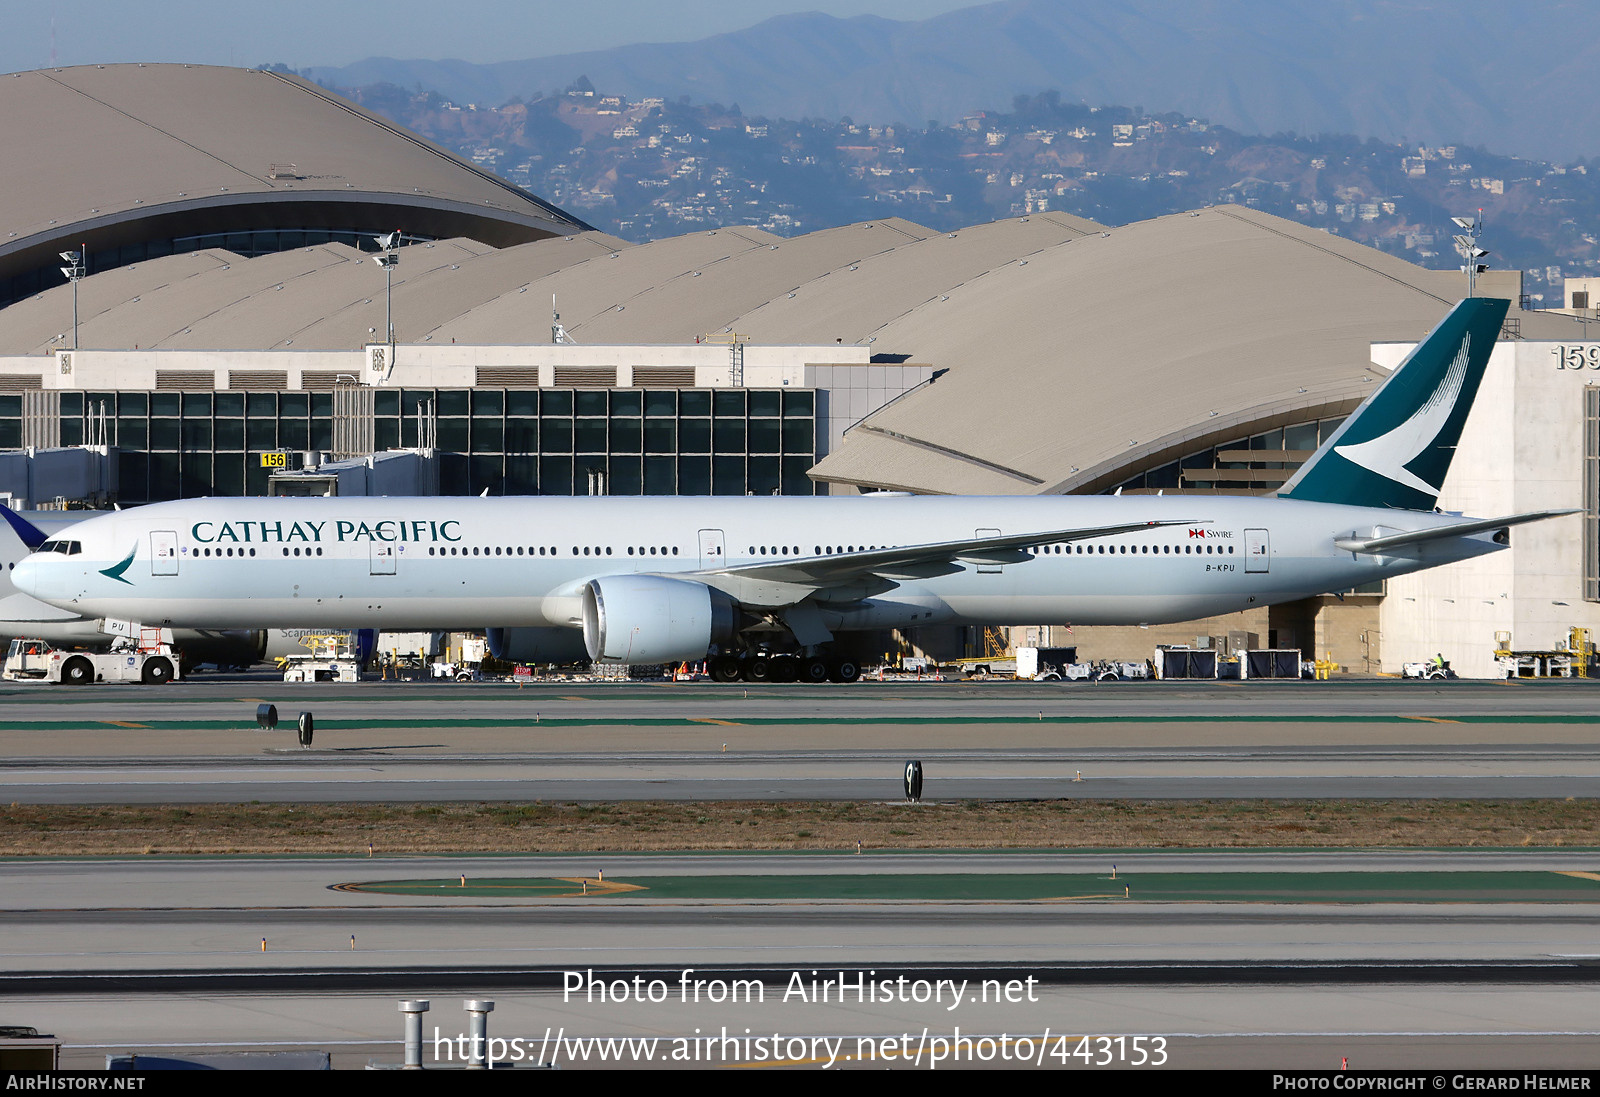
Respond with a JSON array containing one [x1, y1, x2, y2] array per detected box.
[[4, 1, 979, 74]]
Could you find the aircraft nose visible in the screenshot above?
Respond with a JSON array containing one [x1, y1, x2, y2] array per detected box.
[[11, 554, 40, 597]]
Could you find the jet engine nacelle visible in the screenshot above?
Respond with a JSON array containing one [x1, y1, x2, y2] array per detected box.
[[485, 626, 591, 666], [582, 575, 737, 664]]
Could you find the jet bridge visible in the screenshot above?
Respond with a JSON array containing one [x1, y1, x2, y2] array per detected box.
[[268, 448, 438, 497]]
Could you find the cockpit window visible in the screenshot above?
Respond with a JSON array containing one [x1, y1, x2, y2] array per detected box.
[[37, 540, 81, 555]]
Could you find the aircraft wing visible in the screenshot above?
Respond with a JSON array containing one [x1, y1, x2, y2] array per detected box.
[[701, 519, 1200, 589], [1333, 509, 1577, 555]]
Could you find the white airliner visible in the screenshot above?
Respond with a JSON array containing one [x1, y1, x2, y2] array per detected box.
[[9, 297, 1570, 683]]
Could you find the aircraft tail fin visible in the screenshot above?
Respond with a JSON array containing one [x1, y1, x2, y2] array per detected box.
[[1279, 297, 1508, 511], [0, 502, 48, 550]]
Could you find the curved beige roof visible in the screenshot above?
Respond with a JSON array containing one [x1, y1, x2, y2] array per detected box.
[[0, 232, 630, 353], [562, 218, 935, 344], [726, 212, 1104, 345], [0, 213, 1109, 354], [428, 226, 782, 345], [0, 64, 586, 301], [811, 206, 1572, 494]]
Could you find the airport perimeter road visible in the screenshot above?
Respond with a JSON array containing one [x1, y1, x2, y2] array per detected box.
[[3, 677, 1599, 802]]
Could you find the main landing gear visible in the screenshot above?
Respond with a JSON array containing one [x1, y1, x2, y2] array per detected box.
[[708, 652, 860, 684]]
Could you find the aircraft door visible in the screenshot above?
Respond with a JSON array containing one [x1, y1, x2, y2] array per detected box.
[[697, 529, 725, 569], [1245, 528, 1270, 573], [370, 538, 397, 575], [151, 530, 179, 576], [974, 528, 1002, 574]]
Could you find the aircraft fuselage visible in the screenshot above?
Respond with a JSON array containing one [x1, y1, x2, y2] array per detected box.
[[12, 493, 1500, 634]]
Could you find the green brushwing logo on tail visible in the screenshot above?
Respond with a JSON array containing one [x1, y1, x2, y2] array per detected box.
[[99, 545, 136, 585], [1280, 297, 1509, 511]]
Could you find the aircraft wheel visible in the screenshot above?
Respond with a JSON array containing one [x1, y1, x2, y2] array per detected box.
[[141, 657, 175, 686], [709, 655, 743, 683], [741, 657, 774, 683], [800, 658, 831, 684], [768, 655, 799, 683], [827, 658, 861, 683], [61, 657, 94, 686]]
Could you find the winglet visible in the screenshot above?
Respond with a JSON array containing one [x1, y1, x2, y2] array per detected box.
[[0, 503, 47, 550], [1280, 297, 1509, 511]]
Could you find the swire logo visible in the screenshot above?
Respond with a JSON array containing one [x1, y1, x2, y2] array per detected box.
[[1188, 528, 1207, 538]]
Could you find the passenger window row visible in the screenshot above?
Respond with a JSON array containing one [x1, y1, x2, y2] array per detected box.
[[430, 546, 557, 556], [422, 545, 681, 557], [1026, 543, 1236, 555], [169, 539, 1235, 563]]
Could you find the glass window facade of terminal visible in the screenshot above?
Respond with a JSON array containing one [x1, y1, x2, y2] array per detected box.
[[2, 388, 819, 502], [1106, 417, 1348, 494]]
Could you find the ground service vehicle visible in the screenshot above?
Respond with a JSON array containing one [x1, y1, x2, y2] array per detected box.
[[3, 636, 179, 684]]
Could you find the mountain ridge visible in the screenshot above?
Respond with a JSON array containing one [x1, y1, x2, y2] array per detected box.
[[301, 0, 1600, 163]]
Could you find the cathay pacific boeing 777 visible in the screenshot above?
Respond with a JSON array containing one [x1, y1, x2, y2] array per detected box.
[[9, 297, 1569, 682]]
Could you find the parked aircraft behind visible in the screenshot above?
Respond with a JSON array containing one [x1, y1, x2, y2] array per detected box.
[[10, 298, 1570, 683], [0, 507, 108, 648], [1, 505, 284, 670]]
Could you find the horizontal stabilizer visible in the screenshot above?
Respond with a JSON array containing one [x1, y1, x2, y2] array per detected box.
[[1333, 509, 1577, 554]]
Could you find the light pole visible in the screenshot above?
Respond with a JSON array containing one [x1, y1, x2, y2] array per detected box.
[[371, 231, 400, 355], [58, 246, 84, 349], [1452, 211, 1488, 298]]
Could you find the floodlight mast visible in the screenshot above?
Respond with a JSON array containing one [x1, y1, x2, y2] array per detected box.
[[370, 231, 401, 356], [1452, 211, 1488, 297], [58, 246, 84, 350]]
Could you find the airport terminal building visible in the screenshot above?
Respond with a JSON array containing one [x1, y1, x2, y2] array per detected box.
[[2, 63, 1598, 676]]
